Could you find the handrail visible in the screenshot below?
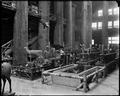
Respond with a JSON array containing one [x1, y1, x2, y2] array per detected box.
[[1, 36, 38, 54], [1, 40, 13, 56], [2, 40, 13, 48], [2, 1, 16, 8]]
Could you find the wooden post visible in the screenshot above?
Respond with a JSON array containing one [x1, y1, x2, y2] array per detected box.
[[13, 1, 28, 65], [95, 67, 98, 83], [81, 1, 92, 48], [54, 1, 64, 46], [87, 1, 92, 48], [72, 4, 76, 49], [65, 1, 73, 48], [38, 1, 50, 50], [102, 1, 109, 49], [83, 74, 87, 92], [103, 66, 106, 78]]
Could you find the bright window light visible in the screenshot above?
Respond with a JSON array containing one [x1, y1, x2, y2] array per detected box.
[[114, 20, 119, 28], [108, 41, 112, 44], [108, 36, 119, 44], [98, 22, 102, 29], [92, 22, 97, 30], [113, 7, 119, 15], [108, 21, 112, 28], [112, 37, 119, 41], [112, 41, 119, 44], [92, 39, 94, 45], [108, 37, 112, 40], [108, 9, 112, 15], [98, 10, 103, 16]]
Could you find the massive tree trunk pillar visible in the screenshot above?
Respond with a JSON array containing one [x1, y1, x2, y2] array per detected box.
[[102, 1, 109, 49], [13, 1, 28, 65], [54, 2, 64, 46], [81, 1, 92, 48], [72, 4, 76, 49], [87, 1, 92, 48], [65, 1, 73, 48], [38, 1, 50, 50]]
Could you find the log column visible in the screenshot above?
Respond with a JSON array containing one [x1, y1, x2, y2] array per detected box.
[[65, 1, 73, 48], [72, 4, 76, 48], [102, 1, 109, 49], [38, 1, 50, 50], [87, 1, 92, 48], [54, 2, 64, 46], [13, 1, 28, 65], [81, 1, 92, 48]]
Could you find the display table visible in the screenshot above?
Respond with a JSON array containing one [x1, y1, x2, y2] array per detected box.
[[42, 64, 105, 92]]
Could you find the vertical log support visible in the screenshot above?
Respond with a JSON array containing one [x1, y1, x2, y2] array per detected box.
[[72, 4, 76, 48], [81, 1, 92, 48], [54, 2, 64, 46], [13, 1, 28, 65], [95, 67, 99, 83], [102, 1, 109, 49], [38, 1, 50, 50], [83, 74, 87, 92], [65, 1, 73, 48], [87, 1, 92, 48], [82, 2, 87, 47]]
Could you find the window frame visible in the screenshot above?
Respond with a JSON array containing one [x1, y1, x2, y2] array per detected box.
[[92, 22, 97, 30], [98, 22, 102, 29], [113, 20, 119, 28], [108, 21, 112, 28], [98, 10, 103, 17], [113, 7, 119, 15], [108, 8, 113, 15]]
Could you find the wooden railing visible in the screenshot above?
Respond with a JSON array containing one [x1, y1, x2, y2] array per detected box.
[[2, 1, 16, 9], [1, 40, 13, 61], [1, 40, 13, 55]]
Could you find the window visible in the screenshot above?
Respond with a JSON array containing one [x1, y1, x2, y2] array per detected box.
[[108, 21, 112, 28], [108, 37, 112, 40], [108, 40, 112, 44], [108, 37, 119, 44], [112, 37, 119, 41], [112, 41, 119, 44], [98, 10, 103, 16], [108, 9, 112, 15], [92, 22, 97, 30], [98, 22, 102, 29], [113, 20, 119, 28], [113, 7, 119, 15], [108, 37, 112, 44], [92, 39, 94, 45]]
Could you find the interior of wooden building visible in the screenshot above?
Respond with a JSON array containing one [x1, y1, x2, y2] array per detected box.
[[1, 1, 119, 95]]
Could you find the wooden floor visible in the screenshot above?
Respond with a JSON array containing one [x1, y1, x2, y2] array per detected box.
[[1, 68, 119, 95]]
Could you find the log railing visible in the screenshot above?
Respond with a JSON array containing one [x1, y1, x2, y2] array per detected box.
[[1, 40, 13, 60]]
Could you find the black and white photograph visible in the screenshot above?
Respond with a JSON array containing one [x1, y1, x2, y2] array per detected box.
[[1, 1, 119, 95]]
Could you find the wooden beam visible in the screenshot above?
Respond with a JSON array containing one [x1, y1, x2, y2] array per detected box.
[[13, 1, 28, 65]]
